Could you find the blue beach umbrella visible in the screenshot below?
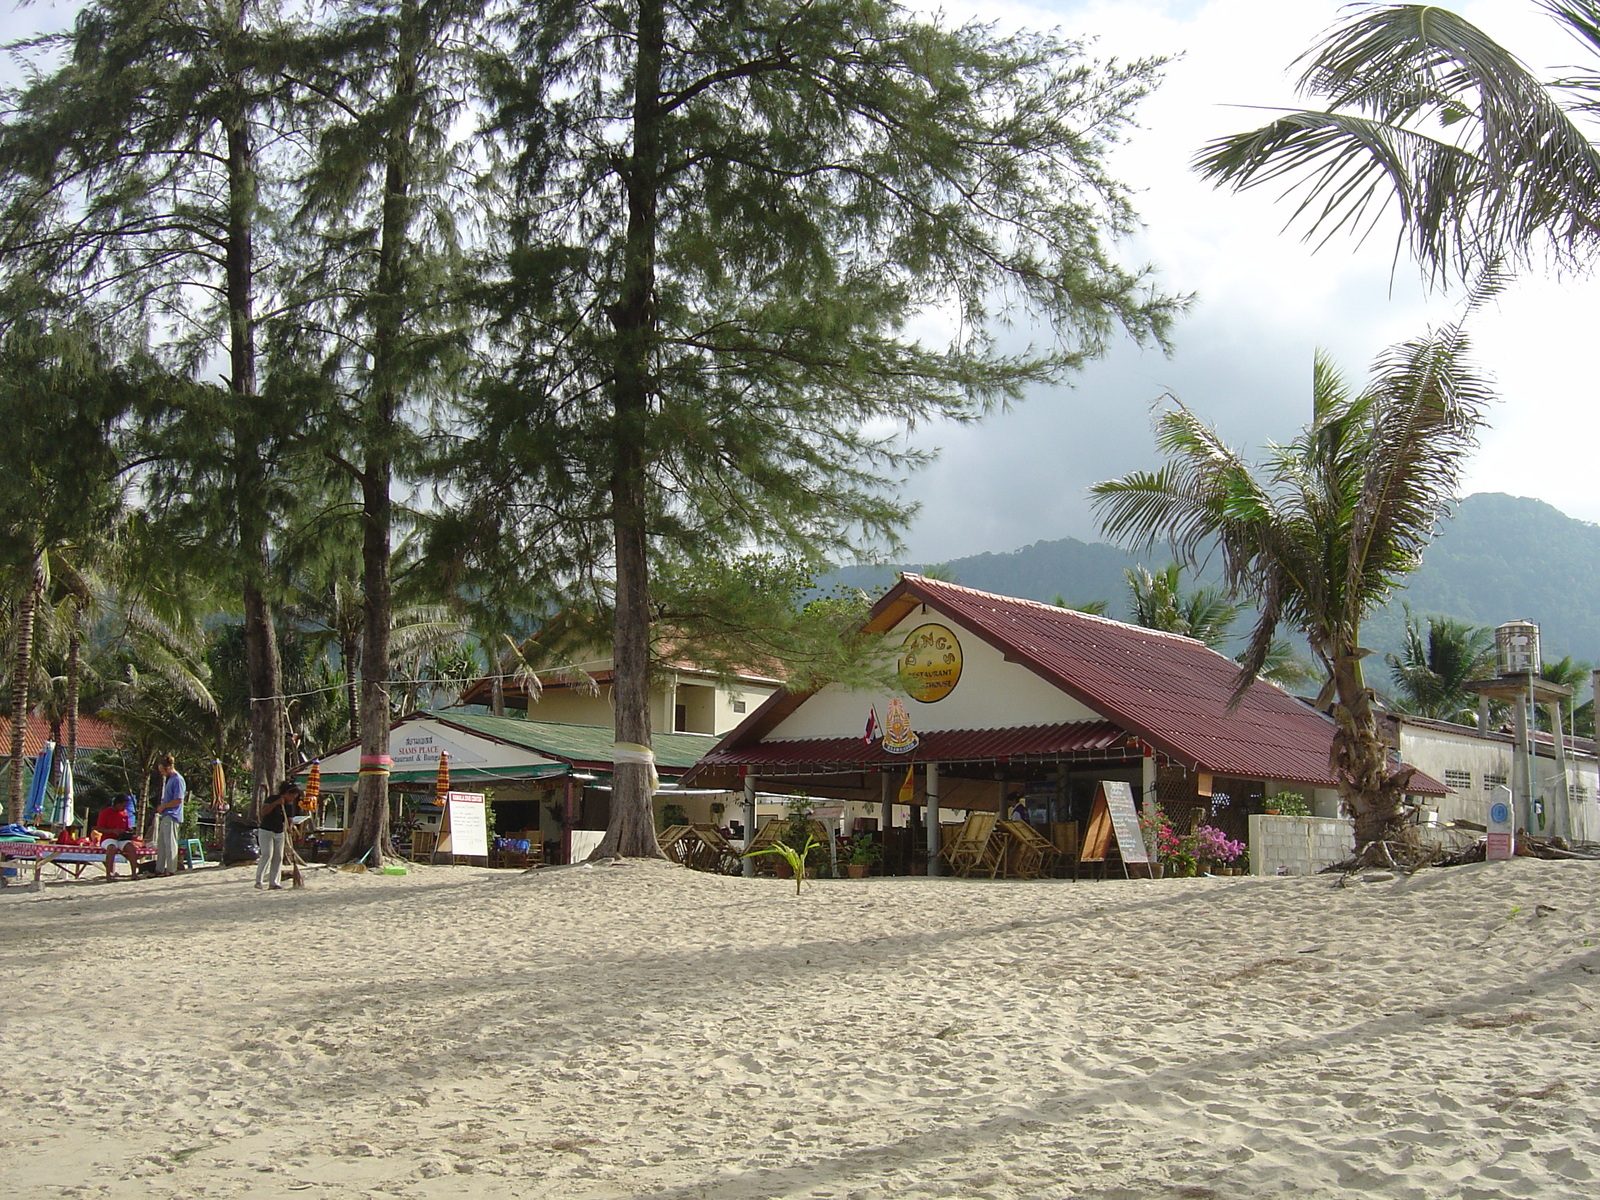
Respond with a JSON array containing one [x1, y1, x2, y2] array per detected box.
[[24, 740, 55, 823]]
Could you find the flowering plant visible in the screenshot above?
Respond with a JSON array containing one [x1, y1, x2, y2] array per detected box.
[[1193, 824, 1246, 865]]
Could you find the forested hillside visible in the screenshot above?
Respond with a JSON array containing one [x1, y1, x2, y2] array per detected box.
[[826, 493, 1599, 661]]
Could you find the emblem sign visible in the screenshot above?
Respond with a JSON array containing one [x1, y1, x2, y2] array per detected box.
[[898, 623, 963, 703], [881, 698, 919, 755]]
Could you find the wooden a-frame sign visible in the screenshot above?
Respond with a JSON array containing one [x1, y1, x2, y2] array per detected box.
[[1078, 780, 1151, 879]]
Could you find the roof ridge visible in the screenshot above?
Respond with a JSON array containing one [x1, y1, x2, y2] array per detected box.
[[901, 572, 1210, 647]]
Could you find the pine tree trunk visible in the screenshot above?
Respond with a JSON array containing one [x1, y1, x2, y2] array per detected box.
[[332, 9, 420, 867], [8, 559, 42, 822], [593, 0, 666, 861], [340, 606, 361, 742], [242, 574, 284, 812], [224, 54, 284, 817]]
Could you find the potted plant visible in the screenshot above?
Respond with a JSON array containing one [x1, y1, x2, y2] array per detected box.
[[1137, 802, 1174, 878], [1263, 791, 1309, 817], [1193, 824, 1247, 875], [844, 837, 882, 879]]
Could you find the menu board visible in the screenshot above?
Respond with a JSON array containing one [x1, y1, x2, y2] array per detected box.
[[1079, 780, 1149, 865], [439, 791, 489, 858]]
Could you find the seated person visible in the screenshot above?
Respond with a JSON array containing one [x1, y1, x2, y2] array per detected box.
[[94, 796, 140, 877], [95, 796, 136, 845]]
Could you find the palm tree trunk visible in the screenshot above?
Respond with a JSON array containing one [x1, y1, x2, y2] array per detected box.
[[594, 0, 666, 861], [66, 599, 81, 767], [1330, 651, 1407, 846], [8, 558, 43, 822]]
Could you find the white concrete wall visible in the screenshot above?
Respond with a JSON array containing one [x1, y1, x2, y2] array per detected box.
[[1394, 720, 1600, 842], [1248, 814, 1354, 877]]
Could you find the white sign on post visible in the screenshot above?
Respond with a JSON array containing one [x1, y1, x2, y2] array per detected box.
[[1485, 785, 1515, 861], [440, 791, 489, 859]]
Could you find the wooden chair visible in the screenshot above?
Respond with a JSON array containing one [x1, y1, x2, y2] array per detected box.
[[941, 812, 1003, 877], [658, 825, 695, 864], [1049, 821, 1079, 877], [742, 817, 827, 875], [409, 830, 437, 863], [997, 820, 1059, 880]]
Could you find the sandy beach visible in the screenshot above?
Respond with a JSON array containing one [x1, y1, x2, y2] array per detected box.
[[2, 857, 1598, 1199]]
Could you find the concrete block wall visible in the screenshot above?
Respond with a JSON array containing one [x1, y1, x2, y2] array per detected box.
[[1248, 814, 1354, 876]]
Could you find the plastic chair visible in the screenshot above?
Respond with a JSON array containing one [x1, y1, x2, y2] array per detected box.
[[182, 838, 207, 868]]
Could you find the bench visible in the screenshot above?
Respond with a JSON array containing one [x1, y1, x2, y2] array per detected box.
[[0, 841, 156, 886]]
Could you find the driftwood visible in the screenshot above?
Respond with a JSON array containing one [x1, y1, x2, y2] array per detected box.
[[1330, 832, 1600, 876]]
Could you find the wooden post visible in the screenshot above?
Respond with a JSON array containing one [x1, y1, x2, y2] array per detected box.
[[880, 770, 892, 833], [926, 762, 941, 876], [561, 774, 576, 865], [741, 773, 757, 878]]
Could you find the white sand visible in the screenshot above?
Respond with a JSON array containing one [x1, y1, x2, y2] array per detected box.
[[2, 856, 1598, 1199]]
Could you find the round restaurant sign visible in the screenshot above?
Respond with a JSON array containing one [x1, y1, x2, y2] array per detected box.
[[899, 623, 963, 703]]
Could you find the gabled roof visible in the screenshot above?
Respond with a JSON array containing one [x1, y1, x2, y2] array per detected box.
[[698, 574, 1450, 794], [427, 710, 718, 773], [303, 710, 722, 788], [0, 714, 121, 759]]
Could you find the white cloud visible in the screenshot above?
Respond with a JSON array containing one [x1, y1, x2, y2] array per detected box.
[[891, 0, 1600, 561]]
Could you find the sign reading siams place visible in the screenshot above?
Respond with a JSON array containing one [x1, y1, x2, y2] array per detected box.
[[898, 623, 963, 703]]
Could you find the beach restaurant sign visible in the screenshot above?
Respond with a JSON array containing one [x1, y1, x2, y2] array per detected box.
[[391, 728, 485, 768], [898, 623, 962, 703]]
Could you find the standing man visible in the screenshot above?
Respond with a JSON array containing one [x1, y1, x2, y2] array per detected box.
[[155, 755, 186, 876]]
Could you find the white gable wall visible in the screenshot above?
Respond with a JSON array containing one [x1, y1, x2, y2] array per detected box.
[[769, 614, 1105, 740]]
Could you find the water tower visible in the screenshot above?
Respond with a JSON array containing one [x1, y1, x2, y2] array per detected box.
[[1466, 619, 1572, 840]]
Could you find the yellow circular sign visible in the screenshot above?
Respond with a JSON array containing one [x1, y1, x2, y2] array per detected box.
[[899, 623, 963, 703]]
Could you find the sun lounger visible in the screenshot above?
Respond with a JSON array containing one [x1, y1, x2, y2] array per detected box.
[[0, 840, 155, 886]]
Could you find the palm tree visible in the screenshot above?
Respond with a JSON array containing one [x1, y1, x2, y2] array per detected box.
[[1195, 3, 1600, 285], [1125, 563, 1239, 647], [1384, 605, 1496, 723], [1092, 326, 1491, 848]]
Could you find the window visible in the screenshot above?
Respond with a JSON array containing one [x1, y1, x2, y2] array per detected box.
[[1444, 769, 1473, 790], [1573, 783, 1591, 803], [1484, 772, 1509, 789], [732, 699, 746, 714]]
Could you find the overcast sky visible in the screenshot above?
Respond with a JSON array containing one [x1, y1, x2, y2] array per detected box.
[[892, 0, 1600, 562], [4, 1, 1595, 563]]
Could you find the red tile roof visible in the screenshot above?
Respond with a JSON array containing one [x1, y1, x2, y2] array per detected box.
[[695, 720, 1129, 772], [697, 574, 1448, 795], [0, 714, 121, 759]]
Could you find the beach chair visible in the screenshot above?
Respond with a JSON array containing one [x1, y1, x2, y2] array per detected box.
[[941, 812, 1003, 877], [658, 825, 694, 864], [997, 820, 1059, 880], [686, 824, 741, 874]]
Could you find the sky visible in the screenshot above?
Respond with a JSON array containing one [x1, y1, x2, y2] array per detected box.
[[1, 0, 1595, 563], [888, 0, 1600, 561]]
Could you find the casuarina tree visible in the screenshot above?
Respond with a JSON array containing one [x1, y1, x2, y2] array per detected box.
[[449, 0, 1184, 857]]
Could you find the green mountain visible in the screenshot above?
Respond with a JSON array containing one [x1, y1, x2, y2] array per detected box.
[[826, 493, 1599, 663]]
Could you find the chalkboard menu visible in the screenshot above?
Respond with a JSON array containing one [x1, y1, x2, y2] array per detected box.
[[1078, 780, 1149, 865]]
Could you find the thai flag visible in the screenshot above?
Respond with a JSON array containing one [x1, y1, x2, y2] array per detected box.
[[863, 707, 881, 745]]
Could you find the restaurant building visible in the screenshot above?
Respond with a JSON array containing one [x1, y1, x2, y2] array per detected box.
[[687, 574, 1448, 873]]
